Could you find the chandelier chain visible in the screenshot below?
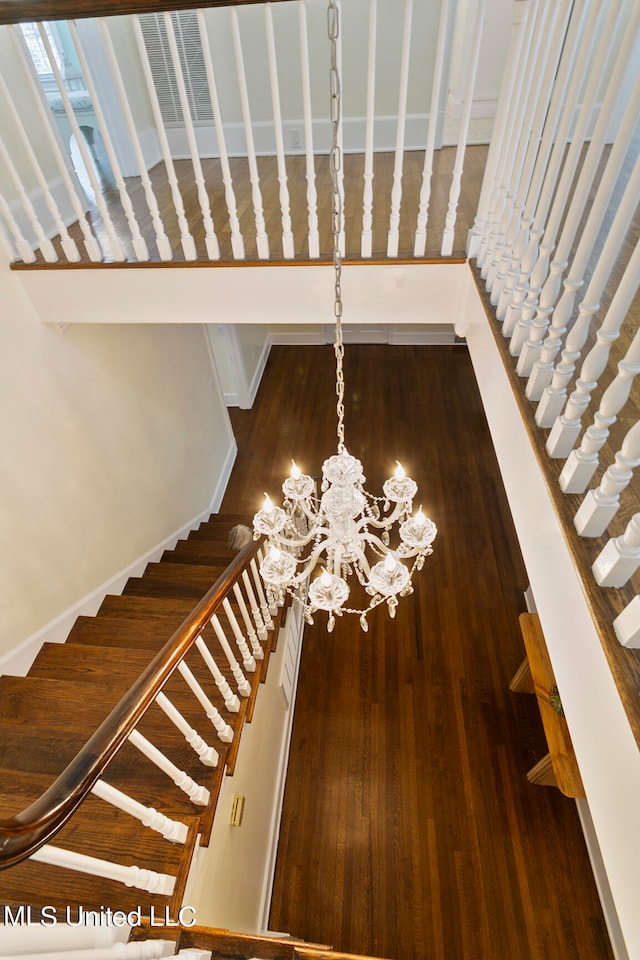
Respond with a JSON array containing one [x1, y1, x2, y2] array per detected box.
[[329, 0, 345, 453]]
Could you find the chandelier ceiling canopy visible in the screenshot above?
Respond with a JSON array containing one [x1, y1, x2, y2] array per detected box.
[[254, 0, 437, 632]]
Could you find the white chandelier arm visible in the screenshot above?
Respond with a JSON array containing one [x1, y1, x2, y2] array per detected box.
[[273, 524, 332, 551]]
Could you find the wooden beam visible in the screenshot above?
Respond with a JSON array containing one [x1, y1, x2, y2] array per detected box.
[[0, 0, 295, 26]]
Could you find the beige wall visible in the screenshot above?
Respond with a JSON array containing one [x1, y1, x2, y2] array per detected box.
[[0, 256, 235, 659]]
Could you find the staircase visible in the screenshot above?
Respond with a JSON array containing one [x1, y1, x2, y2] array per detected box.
[[0, 513, 282, 924]]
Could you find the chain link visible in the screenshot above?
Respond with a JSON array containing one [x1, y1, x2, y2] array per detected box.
[[328, 0, 346, 453]]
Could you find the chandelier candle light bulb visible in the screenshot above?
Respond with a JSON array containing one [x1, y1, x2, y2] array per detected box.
[[252, 0, 437, 631]]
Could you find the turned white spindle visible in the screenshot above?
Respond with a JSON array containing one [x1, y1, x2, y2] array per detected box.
[[298, 0, 319, 258], [467, 0, 530, 258], [478, 0, 551, 291], [233, 581, 263, 657], [91, 778, 189, 843], [19, 942, 178, 960], [68, 21, 150, 262], [574, 422, 640, 538], [549, 239, 640, 460], [592, 514, 640, 589], [37, 23, 123, 262], [525, 74, 640, 401], [536, 156, 640, 427], [128, 729, 209, 805], [133, 16, 196, 260], [386, 0, 413, 258], [360, 0, 377, 258], [0, 188, 36, 263], [242, 569, 268, 640], [210, 614, 251, 697], [492, 0, 574, 307], [97, 19, 172, 261], [265, 3, 295, 259], [9, 26, 100, 262], [155, 691, 219, 765], [31, 844, 175, 896], [0, 130, 58, 262], [613, 597, 640, 649], [251, 557, 275, 628], [197, 10, 244, 260], [195, 635, 242, 712], [164, 11, 220, 260], [0, 71, 78, 261], [500, 0, 597, 336], [177, 660, 235, 740], [258, 545, 279, 614], [516, 2, 636, 377], [222, 596, 258, 668], [440, 0, 486, 257], [230, 7, 269, 259], [509, 0, 624, 358], [414, 0, 452, 257]]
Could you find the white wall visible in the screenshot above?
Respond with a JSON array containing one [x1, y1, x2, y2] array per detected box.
[[0, 255, 236, 662]]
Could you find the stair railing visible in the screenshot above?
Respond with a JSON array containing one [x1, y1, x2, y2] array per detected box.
[[0, 535, 264, 870]]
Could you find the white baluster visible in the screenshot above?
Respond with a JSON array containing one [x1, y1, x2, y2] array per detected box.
[[233, 581, 263, 658], [0, 71, 79, 262], [334, 0, 345, 256], [298, 0, 319, 258], [163, 11, 220, 260], [440, 0, 486, 257], [259, 545, 279, 614], [31, 844, 175, 896], [386, 0, 413, 258], [500, 0, 597, 336], [265, 3, 294, 259], [574, 422, 640, 538], [155, 691, 219, 766], [549, 239, 640, 459], [467, 0, 530, 258], [133, 16, 196, 261], [251, 557, 275, 628], [0, 131, 57, 262], [178, 661, 235, 740], [211, 614, 251, 697], [97, 19, 171, 261], [8, 25, 102, 262], [6, 942, 178, 960], [559, 332, 640, 494], [128, 729, 209, 806], [414, 0, 453, 256], [242, 569, 268, 641], [37, 23, 123, 262], [0, 189, 36, 263], [230, 7, 269, 259], [222, 596, 258, 668], [592, 514, 640, 588], [613, 597, 640, 649], [91, 778, 188, 843], [525, 70, 640, 400], [516, 2, 636, 376], [195, 636, 242, 713], [71, 17, 151, 260], [197, 9, 244, 260], [360, 0, 377, 258], [492, 0, 574, 307], [536, 157, 640, 427]]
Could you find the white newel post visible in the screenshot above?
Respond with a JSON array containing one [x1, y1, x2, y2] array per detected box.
[[31, 845, 175, 896], [361, 0, 377, 258], [549, 239, 640, 460], [298, 0, 320, 259], [386, 0, 413, 258], [265, 3, 295, 259], [91, 778, 189, 843], [163, 11, 220, 260], [197, 9, 245, 260], [133, 15, 197, 261], [573, 422, 640, 538], [128, 730, 210, 806], [177, 661, 235, 740], [592, 515, 640, 589]]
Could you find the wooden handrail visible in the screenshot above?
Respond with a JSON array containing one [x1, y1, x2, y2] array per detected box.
[[0, 0, 295, 26], [0, 535, 262, 869]]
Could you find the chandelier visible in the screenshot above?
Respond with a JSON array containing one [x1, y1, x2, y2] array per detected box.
[[253, 0, 437, 632]]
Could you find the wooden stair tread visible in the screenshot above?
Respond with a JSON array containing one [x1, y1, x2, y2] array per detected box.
[[96, 594, 201, 619], [123, 562, 229, 600], [519, 613, 585, 799]]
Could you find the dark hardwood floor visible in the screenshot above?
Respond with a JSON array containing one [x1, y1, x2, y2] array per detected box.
[[220, 344, 613, 960]]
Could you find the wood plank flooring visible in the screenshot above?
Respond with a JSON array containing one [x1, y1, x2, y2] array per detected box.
[[220, 344, 613, 960]]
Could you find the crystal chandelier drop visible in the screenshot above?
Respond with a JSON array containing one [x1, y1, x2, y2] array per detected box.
[[253, 0, 437, 632]]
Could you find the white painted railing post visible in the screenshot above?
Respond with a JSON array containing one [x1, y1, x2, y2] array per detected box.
[[251, 557, 275, 628], [233, 581, 263, 658], [0, 188, 36, 263], [549, 239, 640, 460], [195, 635, 242, 712], [265, 2, 295, 259], [574, 422, 640, 538], [91, 778, 189, 843], [128, 729, 210, 806], [178, 660, 235, 739], [222, 596, 259, 668], [210, 614, 252, 697], [242, 569, 268, 640], [298, 0, 320, 259], [592, 515, 640, 588], [361, 0, 377, 259], [386, 0, 413, 258], [155, 691, 219, 766], [31, 844, 175, 896]]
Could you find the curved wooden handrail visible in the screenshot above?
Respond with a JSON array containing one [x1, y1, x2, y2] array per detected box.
[[0, 0, 295, 26], [0, 535, 262, 869]]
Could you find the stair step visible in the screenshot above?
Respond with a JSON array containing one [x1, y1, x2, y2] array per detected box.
[[0, 769, 199, 921], [189, 517, 252, 543], [161, 539, 238, 566], [123, 562, 228, 601], [97, 595, 201, 620]]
